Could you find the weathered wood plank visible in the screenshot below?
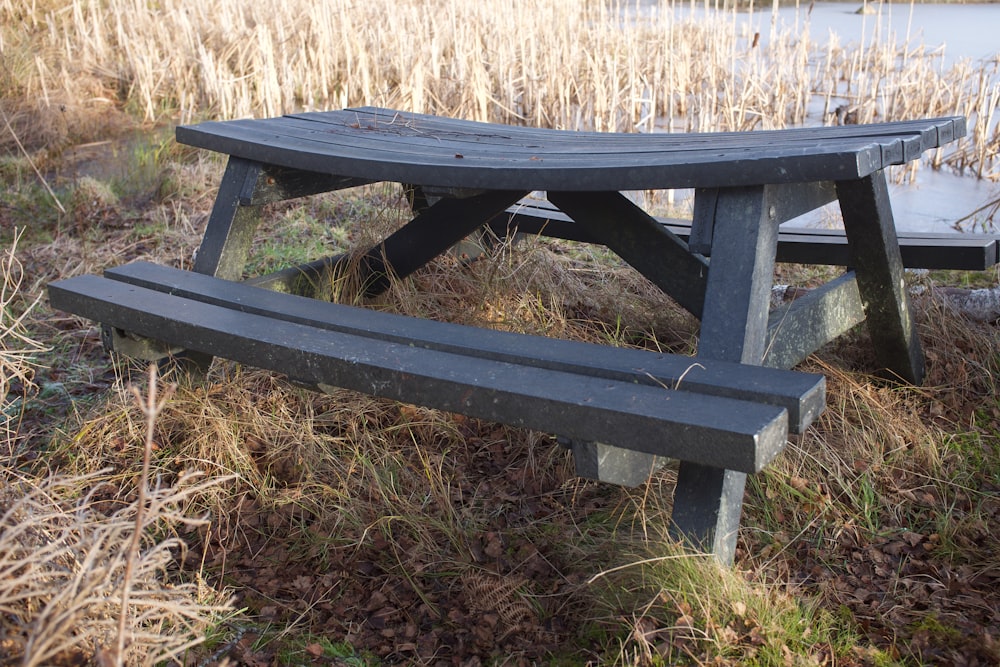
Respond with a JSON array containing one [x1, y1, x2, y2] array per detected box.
[[497, 200, 998, 271], [771, 229, 998, 270], [276, 113, 908, 159], [48, 273, 797, 473], [341, 106, 963, 152], [177, 117, 886, 189], [176, 109, 965, 192], [100, 261, 826, 432]]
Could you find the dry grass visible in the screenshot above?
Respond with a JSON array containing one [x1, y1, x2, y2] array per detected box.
[[1, 235, 233, 666], [0, 465, 232, 666], [12, 187, 998, 663], [0, 230, 47, 435]]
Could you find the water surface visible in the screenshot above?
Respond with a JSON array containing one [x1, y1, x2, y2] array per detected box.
[[630, 1, 1000, 231]]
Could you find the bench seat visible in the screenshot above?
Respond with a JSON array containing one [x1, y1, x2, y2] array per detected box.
[[495, 198, 999, 271], [48, 261, 825, 477]]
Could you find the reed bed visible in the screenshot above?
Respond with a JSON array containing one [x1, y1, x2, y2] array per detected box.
[[1, 0, 997, 180]]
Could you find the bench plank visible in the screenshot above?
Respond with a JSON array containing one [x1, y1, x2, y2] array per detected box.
[[48, 272, 807, 473], [496, 199, 998, 271], [98, 261, 825, 433]]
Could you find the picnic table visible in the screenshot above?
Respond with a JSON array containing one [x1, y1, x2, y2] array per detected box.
[[49, 108, 980, 565]]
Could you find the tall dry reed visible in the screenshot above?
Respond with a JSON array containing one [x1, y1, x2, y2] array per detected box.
[[1, 229, 47, 447], [1, 0, 996, 179], [0, 465, 232, 666]]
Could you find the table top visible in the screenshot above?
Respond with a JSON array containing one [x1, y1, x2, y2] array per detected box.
[[176, 107, 965, 192]]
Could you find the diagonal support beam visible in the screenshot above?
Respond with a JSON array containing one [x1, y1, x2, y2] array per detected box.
[[763, 272, 865, 370], [358, 189, 529, 296], [547, 191, 709, 318]]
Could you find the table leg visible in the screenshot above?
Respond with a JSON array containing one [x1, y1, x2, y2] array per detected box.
[[672, 185, 781, 564], [544, 191, 709, 486], [836, 172, 924, 384], [181, 158, 368, 371], [194, 157, 268, 280], [166, 158, 271, 374]]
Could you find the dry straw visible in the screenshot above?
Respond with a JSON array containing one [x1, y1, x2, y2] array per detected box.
[[0, 464, 233, 666], [1, 229, 48, 445], [2, 232, 231, 663], [2, 0, 996, 179]]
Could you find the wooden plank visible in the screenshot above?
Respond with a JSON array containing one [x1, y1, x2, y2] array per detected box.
[[340, 107, 964, 152], [100, 261, 826, 433], [498, 200, 999, 270], [176, 109, 965, 192], [48, 274, 794, 473], [266, 108, 964, 161], [276, 113, 904, 158], [177, 110, 963, 173], [176, 117, 890, 190], [772, 230, 998, 270]]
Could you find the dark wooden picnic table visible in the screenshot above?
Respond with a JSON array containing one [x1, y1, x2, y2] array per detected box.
[[51, 107, 972, 564]]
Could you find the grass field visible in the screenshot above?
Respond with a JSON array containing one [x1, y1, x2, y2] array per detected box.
[[2, 1, 999, 665]]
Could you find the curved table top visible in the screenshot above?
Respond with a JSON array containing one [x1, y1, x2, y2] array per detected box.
[[176, 107, 966, 191]]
